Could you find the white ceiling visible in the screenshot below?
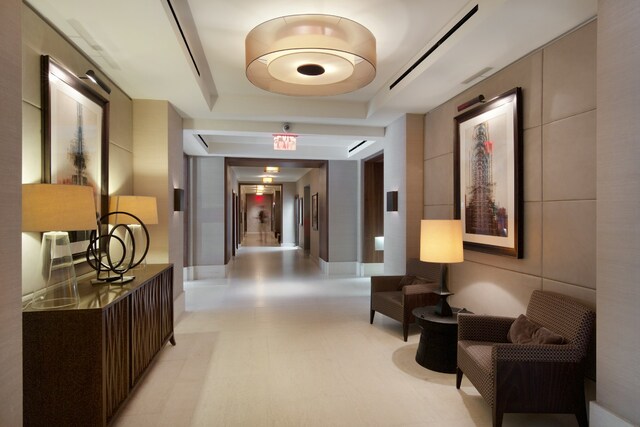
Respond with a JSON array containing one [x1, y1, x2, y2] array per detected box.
[[27, 0, 596, 171]]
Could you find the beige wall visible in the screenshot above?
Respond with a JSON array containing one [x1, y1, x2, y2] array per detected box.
[[595, 1, 640, 424], [425, 21, 597, 316], [133, 100, 184, 299], [0, 0, 23, 424], [21, 4, 133, 295], [384, 114, 424, 274]]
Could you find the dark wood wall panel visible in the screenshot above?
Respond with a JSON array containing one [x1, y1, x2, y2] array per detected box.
[[364, 158, 384, 263]]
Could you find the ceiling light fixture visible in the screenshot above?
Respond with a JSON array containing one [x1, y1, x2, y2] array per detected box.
[[265, 166, 279, 173], [262, 177, 273, 183], [246, 14, 376, 96]]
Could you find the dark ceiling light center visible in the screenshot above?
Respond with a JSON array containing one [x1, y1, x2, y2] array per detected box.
[[297, 64, 325, 76]]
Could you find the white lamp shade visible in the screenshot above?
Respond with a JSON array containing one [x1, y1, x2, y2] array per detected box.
[[109, 195, 158, 225], [420, 220, 464, 263], [246, 14, 376, 96], [22, 183, 97, 232]]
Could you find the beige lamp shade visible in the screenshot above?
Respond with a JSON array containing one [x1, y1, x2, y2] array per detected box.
[[22, 183, 97, 232], [420, 220, 464, 263], [246, 14, 376, 96], [109, 195, 158, 225]]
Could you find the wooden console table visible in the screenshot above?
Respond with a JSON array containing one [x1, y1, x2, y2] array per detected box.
[[23, 264, 175, 426]]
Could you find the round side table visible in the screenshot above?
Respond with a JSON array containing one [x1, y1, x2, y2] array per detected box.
[[412, 306, 470, 373]]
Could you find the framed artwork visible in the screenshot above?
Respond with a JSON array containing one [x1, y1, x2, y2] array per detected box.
[[311, 193, 318, 231], [454, 87, 522, 258], [42, 55, 109, 256]]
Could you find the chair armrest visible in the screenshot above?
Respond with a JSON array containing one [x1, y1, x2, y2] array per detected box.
[[493, 343, 583, 364], [371, 276, 404, 293], [458, 313, 515, 342]]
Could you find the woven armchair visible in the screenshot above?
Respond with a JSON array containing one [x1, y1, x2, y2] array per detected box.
[[370, 275, 439, 341], [456, 290, 595, 427]]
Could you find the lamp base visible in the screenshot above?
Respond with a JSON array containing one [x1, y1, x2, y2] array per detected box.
[[91, 275, 135, 285], [433, 291, 453, 317]]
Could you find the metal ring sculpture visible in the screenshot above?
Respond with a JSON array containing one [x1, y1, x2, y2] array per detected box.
[[86, 211, 150, 284]]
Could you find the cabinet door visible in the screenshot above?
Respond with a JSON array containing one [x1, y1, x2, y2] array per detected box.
[[105, 296, 130, 421], [130, 278, 161, 386]]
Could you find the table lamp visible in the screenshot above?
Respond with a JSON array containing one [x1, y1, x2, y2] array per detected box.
[[420, 219, 464, 316], [109, 195, 157, 268], [22, 183, 97, 309]]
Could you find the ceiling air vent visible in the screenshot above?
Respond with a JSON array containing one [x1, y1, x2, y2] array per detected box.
[[389, 4, 479, 90], [347, 140, 375, 157], [166, 0, 200, 76], [197, 134, 209, 149]]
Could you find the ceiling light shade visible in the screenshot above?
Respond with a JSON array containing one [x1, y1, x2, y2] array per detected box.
[[273, 133, 297, 150], [246, 14, 376, 96], [262, 177, 273, 183], [265, 166, 279, 173]]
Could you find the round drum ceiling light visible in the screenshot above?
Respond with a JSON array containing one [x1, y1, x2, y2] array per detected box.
[[246, 14, 376, 96]]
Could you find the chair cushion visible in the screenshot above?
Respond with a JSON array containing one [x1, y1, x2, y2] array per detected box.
[[458, 340, 494, 405], [396, 275, 416, 290], [371, 291, 403, 322], [507, 314, 565, 345]]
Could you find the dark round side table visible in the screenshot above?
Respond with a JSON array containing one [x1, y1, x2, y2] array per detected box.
[[412, 306, 471, 373]]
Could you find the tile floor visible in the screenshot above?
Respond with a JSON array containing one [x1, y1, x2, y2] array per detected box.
[[113, 234, 591, 426]]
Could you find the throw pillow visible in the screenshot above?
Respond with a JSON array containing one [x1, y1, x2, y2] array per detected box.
[[507, 314, 540, 344], [397, 275, 416, 290], [531, 326, 565, 345], [507, 314, 565, 345]]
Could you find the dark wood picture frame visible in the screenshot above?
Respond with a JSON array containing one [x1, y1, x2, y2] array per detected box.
[[311, 193, 318, 231], [454, 87, 523, 258], [41, 55, 109, 256]]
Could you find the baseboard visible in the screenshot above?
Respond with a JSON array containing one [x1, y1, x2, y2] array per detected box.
[[280, 243, 296, 247], [358, 263, 384, 277], [589, 402, 636, 427], [319, 259, 357, 275], [173, 290, 186, 325], [189, 264, 228, 280]]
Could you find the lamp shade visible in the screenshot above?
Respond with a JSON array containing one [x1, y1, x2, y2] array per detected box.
[[246, 14, 376, 96], [22, 183, 96, 232], [420, 220, 464, 263], [109, 195, 158, 225]]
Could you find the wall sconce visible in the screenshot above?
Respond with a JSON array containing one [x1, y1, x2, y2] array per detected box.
[[80, 69, 112, 94], [174, 188, 185, 211], [387, 191, 398, 212]]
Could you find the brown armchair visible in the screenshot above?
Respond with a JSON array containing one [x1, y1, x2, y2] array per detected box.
[[370, 275, 439, 341], [456, 290, 595, 427]]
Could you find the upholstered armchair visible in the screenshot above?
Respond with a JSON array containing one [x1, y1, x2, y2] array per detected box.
[[370, 274, 439, 341], [456, 290, 595, 427]]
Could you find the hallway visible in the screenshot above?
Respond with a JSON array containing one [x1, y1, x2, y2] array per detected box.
[[113, 246, 584, 427]]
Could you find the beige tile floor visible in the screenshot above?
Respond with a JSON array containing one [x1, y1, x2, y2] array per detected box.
[[113, 233, 593, 426]]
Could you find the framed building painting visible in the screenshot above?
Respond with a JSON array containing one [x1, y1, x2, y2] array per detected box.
[[41, 55, 109, 256], [454, 87, 523, 258]]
